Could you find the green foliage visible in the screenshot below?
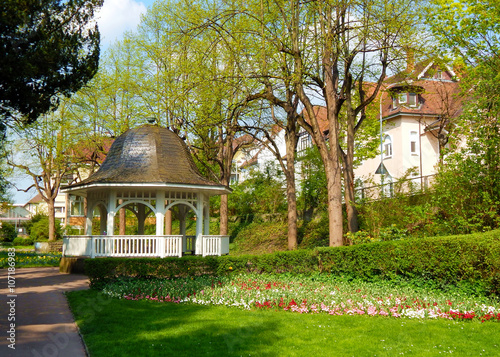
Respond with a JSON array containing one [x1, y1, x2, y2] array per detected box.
[[431, 65, 500, 234], [378, 225, 408, 241], [12, 237, 34, 246], [228, 164, 287, 216], [23, 213, 46, 236], [85, 230, 500, 296], [426, 0, 500, 235], [0, 0, 103, 123], [316, 232, 500, 296], [297, 147, 328, 213], [30, 217, 62, 241], [230, 220, 288, 255], [345, 230, 375, 245], [0, 222, 17, 242], [298, 212, 330, 249]]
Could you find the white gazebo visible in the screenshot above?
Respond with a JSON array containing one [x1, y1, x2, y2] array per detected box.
[[61, 125, 230, 258]]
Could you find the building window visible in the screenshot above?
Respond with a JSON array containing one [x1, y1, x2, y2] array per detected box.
[[409, 93, 417, 107], [70, 196, 84, 216], [298, 133, 312, 152], [410, 131, 418, 155], [383, 135, 392, 159], [436, 70, 443, 79], [55, 207, 65, 214], [398, 93, 407, 104], [392, 96, 398, 109]]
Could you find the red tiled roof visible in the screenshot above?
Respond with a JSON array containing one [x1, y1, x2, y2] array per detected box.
[[301, 106, 329, 134], [380, 79, 462, 119]]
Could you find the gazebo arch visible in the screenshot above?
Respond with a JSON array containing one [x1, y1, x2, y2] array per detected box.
[[61, 125, 231, 258]]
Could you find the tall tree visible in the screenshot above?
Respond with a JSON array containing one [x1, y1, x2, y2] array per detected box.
[[7, 104, 80, 240], [428, 0, 500, 232], [0, 0, 103, 125], [260, 0, 421, 244]]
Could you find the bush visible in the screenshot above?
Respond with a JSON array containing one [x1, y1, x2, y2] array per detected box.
[[0, 222, 17, 242], [23, 213, 46, 236], [30, 217, 62, 241], [85, 230, 500, 296], [12, 237, 34, 246], [228, 164, 287, 216]]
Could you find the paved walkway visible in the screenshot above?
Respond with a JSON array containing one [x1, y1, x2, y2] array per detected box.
[[0, 267, 90, 357]]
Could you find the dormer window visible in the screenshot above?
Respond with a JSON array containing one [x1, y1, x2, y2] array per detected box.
[[436, 70, 443, 79], [398, 93, 407, 104], [409, 93, 417, 107], [392, 96, 398, 109]]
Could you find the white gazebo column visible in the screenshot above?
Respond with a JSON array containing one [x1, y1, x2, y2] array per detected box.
[[195, 194, 204, 255], [156, 191, 165, 257], [155, 192, 165, 236], [107, 191, 116, 236]]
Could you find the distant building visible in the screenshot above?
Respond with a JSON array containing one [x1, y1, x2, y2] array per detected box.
[[230, 60, 463, 199], [354, 60, 462, 197], [0, 204, 32, 234]]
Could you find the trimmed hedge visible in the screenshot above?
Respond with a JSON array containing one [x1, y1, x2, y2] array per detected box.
[[12, 237, 34, 246], [85, 230, 500, 294]]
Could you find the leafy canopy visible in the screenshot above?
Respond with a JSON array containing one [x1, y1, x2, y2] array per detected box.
[[0, 0, 103, 125]]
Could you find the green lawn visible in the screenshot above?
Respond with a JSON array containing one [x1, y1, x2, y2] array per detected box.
[[67, 289, 500, 356]]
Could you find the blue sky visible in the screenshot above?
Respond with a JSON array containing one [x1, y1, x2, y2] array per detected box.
[[11, 0, 156, 205], [97, 0, 155, 48]]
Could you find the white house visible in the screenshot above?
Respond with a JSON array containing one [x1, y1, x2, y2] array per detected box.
[[354, 60, 462, 196]]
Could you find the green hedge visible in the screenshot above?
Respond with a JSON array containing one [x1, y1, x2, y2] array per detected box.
[[85, 230, 500, 294], [12, 237, 34, 246]]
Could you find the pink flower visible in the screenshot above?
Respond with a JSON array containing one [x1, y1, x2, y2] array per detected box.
[[367, 305, 377, 316]]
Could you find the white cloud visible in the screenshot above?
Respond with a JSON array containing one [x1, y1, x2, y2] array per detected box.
[[96, 0, 148, 47]]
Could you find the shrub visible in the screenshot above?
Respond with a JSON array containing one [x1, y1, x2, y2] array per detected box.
[[12, 237, 34, 246], [0, 222, 17, 242], [23, 213, 46, 236], [85, 230, 500, 296], [30, 217, 62, 241]]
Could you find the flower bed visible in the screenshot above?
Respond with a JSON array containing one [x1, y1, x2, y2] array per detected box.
[[100, 273, 500, 322], [0, 251, 62, 268]]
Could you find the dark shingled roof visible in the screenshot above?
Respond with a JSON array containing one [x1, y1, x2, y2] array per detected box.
[[67, 125, 222, 188]]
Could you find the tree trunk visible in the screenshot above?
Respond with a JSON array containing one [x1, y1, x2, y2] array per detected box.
[[165, 209, 172, 235], [47, 199, 56, 241], [324, 160, 344, 247], [220, 191, 229, 236], [119, 200, 126, 235], [285, 147, 298, 250]]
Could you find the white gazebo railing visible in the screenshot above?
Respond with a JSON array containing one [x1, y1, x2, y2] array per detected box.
[[63, 235, 229, 258], [202, 235, 230, 257]]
